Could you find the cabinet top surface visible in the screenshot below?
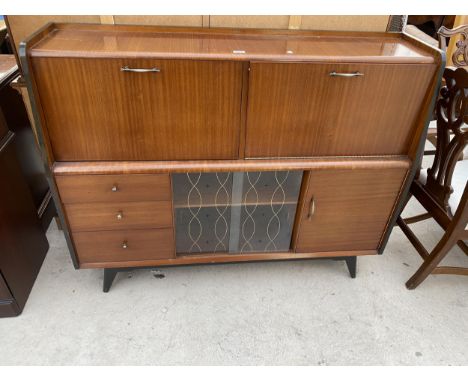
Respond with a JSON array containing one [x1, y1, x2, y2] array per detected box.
[[27, 24, 436, 63]]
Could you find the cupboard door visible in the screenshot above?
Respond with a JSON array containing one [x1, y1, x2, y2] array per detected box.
[[245, 62, 435, 158], [294, 165, 408, 252], [32, 58, 243, 161]]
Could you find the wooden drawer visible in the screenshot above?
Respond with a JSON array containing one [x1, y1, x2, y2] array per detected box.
[[73, 228, 175, 264], [65, 200, 173, 232], [56, 174, 171, 204], [246, 62, 436, 157]]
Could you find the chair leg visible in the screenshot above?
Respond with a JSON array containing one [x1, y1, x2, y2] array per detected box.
[[406, 234, 457, 290]]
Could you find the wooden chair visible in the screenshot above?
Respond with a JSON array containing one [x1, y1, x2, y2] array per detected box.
[[425, 24, 468, 156], [397, 66, 468, 289]]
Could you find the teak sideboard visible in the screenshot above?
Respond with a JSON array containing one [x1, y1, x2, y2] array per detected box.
[[20, 23, 444, 291]]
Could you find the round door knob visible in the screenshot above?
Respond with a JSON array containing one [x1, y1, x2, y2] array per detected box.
[[111, 185, 118, 192], [122, 241, 128, 249], [116, 211, 123, 220]]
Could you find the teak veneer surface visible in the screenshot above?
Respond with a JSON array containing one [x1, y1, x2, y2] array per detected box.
[[245, 62, 436, 157], [64, 200, 173, 232], [55, 174, 171, 204], [29, 25, 435, 64], [79, 249, 375, 269], [32, 58, 243, 161], [73, 228, 175, 263], [295, 166, 409, 252], [52, 157, 411, 175]]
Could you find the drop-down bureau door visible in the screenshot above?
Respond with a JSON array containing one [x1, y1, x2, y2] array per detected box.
[[32, 58, 244, 161], [245, 62, 436, 158]]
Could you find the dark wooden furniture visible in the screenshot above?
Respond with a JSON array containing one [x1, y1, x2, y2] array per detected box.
[[0, 54, 50, 317], [397, 67, 468, 289], [21, 23, 444, 291], [423, 25, 468, 156], [0, 116, 49, 318], [0, 55, 54, 230]]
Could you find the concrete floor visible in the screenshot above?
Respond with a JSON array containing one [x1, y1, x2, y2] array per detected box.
[[1, 183, 467, 365]]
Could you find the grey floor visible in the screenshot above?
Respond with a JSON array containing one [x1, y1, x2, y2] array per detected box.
[[1, 167, 467, 365]]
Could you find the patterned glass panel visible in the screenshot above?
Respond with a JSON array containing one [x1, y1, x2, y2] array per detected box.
[[172, 171, 303, 255], [235, 171, 303, 253], [172, 173, 233, 254]]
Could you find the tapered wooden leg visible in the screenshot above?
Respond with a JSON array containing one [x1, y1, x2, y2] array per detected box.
[[345, 256, 357, 278], [406, 235, 457, 290], [103, 269, 118, 293]]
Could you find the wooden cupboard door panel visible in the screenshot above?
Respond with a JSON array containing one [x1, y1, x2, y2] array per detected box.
[[73, 228, 175, 264], [32, 58, 243, 160], [65, 201, 173, 232], [245, 62, 435, 158], [56, 174, 171, 204], [294, 166, 408, 252]]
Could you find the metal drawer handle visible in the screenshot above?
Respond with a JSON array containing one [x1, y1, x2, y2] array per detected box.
[[122, 241, 128, 249], [111, 185, 118, 192], [307, 197, 315, 220], [116, 211, 123, 220], [121, 66, 160, 73], [329, 71, 364, 77]]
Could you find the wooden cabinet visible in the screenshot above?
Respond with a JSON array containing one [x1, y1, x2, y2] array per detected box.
[[0, 132, 49, 316], [22, 23, 442, 290], [245, 62, 436, 157], [294, 165, 408, 252]]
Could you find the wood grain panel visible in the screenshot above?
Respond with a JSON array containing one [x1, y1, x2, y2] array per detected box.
[[65, 201, 173, 232], [245, 62, 436, 158], [73, 228, 175, 263], [29, 26, 435, 63], [32, 58, 243, 160], [6, 15, 100, 64], [56, 174, 171, 204], [294, 165, 408, 252], [53, 157, 411, 175], [79, 249, 375, 269]]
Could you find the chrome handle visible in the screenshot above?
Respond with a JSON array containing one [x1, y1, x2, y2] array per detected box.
[[307, 197, 315, 220], [111, 185, 118, 192], [116, 211, 123, 220], [329, 71, 364, 77], [121, 66, 160, 73], [122, 241, 128, 249]]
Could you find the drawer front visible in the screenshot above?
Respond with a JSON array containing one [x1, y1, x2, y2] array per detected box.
[[56, 174, 171, 204], [73, 228, 175, 264], [246, 62, 436, 157], [33, 58, 243, 161], [295, 164, 408, 252], [65, 201, 173, 232]]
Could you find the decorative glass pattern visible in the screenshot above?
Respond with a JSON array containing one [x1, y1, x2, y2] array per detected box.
[[172, 171, 303, 255]]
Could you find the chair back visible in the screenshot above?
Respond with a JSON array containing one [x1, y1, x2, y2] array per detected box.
[[438, 24, 468, 67], [425, 67, 468, 212]]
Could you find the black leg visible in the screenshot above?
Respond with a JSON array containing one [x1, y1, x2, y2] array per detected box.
[[103, 268, 118, 293], [345, 256, 357, 278]]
